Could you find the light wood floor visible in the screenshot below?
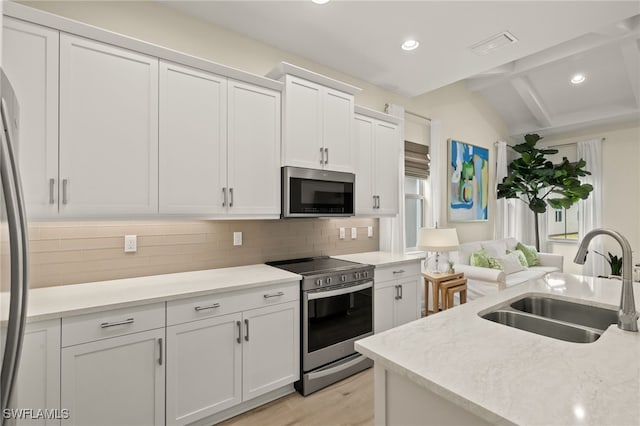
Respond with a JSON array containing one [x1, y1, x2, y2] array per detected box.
[[218, 369, 374, 426]]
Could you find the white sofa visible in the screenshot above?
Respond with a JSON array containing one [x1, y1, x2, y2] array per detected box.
[[451, 237, 563, 300]]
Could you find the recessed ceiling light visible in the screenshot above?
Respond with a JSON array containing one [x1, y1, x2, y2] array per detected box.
[[571, 73, 586, 84], [401, 39, 420, 51], [311, 0, 330, 4]]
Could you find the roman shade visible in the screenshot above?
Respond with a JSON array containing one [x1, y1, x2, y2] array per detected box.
[[404, 141, 429, 179]]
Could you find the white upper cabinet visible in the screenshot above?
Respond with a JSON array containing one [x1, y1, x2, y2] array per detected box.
[[272, 63, 360, 173], [59, 34, 159, 216], [159, 61, 227, 215], [354, 108, 402, 216], [227, 80, 281, 216], [2, 17, 59, 218]]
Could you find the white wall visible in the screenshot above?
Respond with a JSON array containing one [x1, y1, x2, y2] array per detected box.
[[543, 121, 640, 274], [16, 0, 509, 246]]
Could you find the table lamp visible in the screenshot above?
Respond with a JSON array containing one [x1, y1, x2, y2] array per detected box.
[[417, 227, 459, 273]]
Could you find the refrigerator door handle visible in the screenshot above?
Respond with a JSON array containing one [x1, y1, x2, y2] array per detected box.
[[0, 92, 30, 418]]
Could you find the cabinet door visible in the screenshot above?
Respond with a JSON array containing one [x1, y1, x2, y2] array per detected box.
[[166, 313, 241, 425], [283, 76, 323, 169], [158, 61, 227, 215], [322, 88, 354, 173], [61, 329, 165, 426], [374, 121, 400, 215], [394, 277, 421, 327], [59, 34, 158, 216], [227, 80, 280, 216], [2, 18, 59, 218], [374, 284, 396, 334], [354, 114, 375, 215], [242, 301, 299, 401], [14, 320, 61, 426]]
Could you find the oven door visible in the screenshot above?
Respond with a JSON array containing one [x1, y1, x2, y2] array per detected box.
[[302, 280, 373, 372]]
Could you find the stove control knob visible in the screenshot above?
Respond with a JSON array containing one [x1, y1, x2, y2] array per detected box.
[[364, 271, 369, 278], [355, 272, 361, 279], [326, 277, 332, 285], [316, 279, 322, 287], [341, 275, 346, 282]]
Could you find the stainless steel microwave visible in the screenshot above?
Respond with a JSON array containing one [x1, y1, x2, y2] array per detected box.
[[282, 167, 355, 218]]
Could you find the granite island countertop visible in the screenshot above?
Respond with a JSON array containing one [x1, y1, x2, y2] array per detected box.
[[355, 272, 640, 426]]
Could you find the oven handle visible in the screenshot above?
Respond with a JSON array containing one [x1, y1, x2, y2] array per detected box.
[[306, 354, 368, 381], [307, 281, 373, 300]]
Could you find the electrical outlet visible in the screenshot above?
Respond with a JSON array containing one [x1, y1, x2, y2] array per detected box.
[[233, 231, 243, 246], [124, 235, 137, 253], [368, 226, 373, 238], [339, 227, 345, 239], [351, 227, 357, 239]]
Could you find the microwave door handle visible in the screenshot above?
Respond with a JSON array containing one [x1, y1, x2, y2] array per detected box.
[[307, 281, 372, 300]]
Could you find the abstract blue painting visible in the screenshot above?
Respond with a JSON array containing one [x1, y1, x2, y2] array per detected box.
[[448, 139, 489, 222]]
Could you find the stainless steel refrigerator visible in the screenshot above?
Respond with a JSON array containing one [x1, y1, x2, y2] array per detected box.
[[0, 68, 29, 425]]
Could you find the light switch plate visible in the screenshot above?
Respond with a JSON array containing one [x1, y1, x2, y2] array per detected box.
[[351, 227, 357, 239], [339, 227, 345, 239], [367, 226, 373, 238], [124, 235, 137, 253], [233, 231, 243, 246]]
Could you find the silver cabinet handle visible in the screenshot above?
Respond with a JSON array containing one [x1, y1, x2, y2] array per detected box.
[[324, 147, 329, 164], [320, 147, 325, 165], [399, 284, 403, 300], [377, 195, 381, 209], [194, 303, 220, 312], [394, 285, 401, 300], [222, 187, 227, 207], [49, 178, 55, 204], [263, 291, 284, 299], [236, 321, 242, 344], [229, 187, 234, 207], [244, 319, 249, 342], [158, 338, 163, 366], [100, 317, 134, 328], [62, 179, 68, 204], [372, 195, 376, 209], [392, 270, 405, 275]]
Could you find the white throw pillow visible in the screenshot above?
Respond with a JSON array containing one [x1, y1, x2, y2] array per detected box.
[[496, 252, 526, 275], [482, 240, 508, 258]]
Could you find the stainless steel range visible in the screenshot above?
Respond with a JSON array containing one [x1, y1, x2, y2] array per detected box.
[[267, 256, 374, 396]]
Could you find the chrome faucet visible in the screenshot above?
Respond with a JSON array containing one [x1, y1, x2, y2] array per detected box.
[[574, 228, 638, 332]]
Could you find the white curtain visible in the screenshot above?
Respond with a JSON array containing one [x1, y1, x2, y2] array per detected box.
[[494, 141, 510, 239], [379, 103, 405, 253], [577, 138, 605, 277], [427, 119, 443, 228]]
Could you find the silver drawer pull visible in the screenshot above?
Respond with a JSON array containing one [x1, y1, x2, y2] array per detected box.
[[62, 179, 68, 204], [263, 291, 285, 299], [194, 303, 221, 312], [392, 270, 405, 274], [100, 318, 134, 328], [49, 178, 55, 204]]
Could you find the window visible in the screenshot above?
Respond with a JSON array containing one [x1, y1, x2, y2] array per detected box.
[[546, 144, 579, 242], [405, 176, 426, 250]]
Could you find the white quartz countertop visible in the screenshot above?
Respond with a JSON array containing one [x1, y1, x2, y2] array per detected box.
[[332, 251, 424, 267], [14, 264, 301, 322], [355, 273, 640, 426]]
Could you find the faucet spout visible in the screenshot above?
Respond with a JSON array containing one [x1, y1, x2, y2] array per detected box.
[[574, 228, 638, 332]]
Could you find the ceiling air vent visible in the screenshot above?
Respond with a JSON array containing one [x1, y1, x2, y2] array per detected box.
[[469, 31, 518, 55]]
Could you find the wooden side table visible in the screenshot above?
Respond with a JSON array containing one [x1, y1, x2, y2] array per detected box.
[[422, 272, 466, 315]]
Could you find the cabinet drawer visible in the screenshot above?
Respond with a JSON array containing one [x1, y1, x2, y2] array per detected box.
[[375, 261, 421, 283], [167, 281, 299, 326], [62, 302, 165, 347]]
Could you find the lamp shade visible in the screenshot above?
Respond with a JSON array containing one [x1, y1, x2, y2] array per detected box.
[[417, 228, 459, 252]]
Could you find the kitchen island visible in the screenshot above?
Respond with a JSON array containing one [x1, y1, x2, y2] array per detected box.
[[355, 273, 640, 426]]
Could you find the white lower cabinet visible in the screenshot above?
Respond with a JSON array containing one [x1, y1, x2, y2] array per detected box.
[[166, 283, 300, 425], [14, 319, 61, 426], [374, 262, 421, 334]]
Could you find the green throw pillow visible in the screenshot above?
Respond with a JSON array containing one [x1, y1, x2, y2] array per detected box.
[[487, 257, 504, 271], [470, 249, 490, 268], [507, 249, 528, 268], [516, 242, 540, 266]]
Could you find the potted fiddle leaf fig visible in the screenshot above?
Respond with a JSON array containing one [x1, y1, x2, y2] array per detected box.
[[497, 134, 593, 250]]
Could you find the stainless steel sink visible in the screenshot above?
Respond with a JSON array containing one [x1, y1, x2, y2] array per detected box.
[[480, 295, 617, 344], [482, 310, 602, 343], [510, 296, 617, 331]]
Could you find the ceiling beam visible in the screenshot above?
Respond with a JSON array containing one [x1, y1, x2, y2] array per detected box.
[[510, 77, 553, 129], [619, 38, 640, 108]]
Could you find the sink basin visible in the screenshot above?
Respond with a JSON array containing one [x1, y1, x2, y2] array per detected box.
[[511, 296, 617, 331], [482, 310, 602, 343]]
